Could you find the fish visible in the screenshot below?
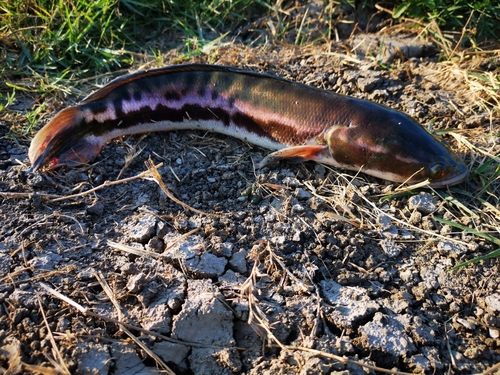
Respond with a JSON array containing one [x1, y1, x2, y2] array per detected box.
[[28, 64, 468, 187]]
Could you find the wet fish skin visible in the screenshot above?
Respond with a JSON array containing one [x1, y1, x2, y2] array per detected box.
[[28, 64, 468, 187]]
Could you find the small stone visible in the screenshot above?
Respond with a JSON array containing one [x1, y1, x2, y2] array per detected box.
[[320, 280, 379, 332], [489, 328, 500, 338], [142, 303, 172, 334], [295, 188, 312, 200], [125, 214, 157, 243], [357, 76, 381, 92], [75, 341, 111, 375], [485, 293, 500, 313], [146, 236, 164, 253], [456, 318, 475, 330], [408, 192, 437, 214], [292, 203, 304, 212], [229, 250, 247, 274], [111, 342, 150, 375], [172, 279, 237, 373], [359, 312, 416, 358], [0, 253, 13, 278], [380, 239, 402, 258], [436, 241, 468, 256], [216, 242, 234, 258], [292, 231, 302, 242], [196, 253, 227, 277], [86, 201, 104, 216], [377, 214, 392, 230], [408, 354, 431, 372], [126, 273, 147, 293]]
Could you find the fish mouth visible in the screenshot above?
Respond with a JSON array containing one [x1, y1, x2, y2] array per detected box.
[[428, 164, 469, 188]]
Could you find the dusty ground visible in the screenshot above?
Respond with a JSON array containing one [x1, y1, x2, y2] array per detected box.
[[1, 4, 500, 375]]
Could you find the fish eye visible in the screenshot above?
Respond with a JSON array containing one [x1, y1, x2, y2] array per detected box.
[[429, 163, 446, 180]]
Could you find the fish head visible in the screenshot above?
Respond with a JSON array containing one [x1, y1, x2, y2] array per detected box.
[[28, 106, 105, 171], [325, 103, 468, 187]]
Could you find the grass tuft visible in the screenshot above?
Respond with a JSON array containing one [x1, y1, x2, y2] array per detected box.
[[0, 0, 268, 85]]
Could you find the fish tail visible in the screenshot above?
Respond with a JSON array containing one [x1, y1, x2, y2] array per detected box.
[[28, 106, 101, 171]]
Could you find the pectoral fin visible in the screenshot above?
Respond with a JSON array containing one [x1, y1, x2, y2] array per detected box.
[[256, 145, 329, 168]]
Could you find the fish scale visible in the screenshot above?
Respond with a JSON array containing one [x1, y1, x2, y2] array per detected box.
[[28, 64, 468, 187]]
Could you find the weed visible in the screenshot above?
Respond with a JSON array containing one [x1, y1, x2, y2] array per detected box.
[[392, 0, 500, 43], [0, 0, 268, 83], [0, 90, 16, 111]]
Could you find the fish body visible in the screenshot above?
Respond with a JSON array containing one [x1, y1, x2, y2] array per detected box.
[[28, 64, 468, 187]]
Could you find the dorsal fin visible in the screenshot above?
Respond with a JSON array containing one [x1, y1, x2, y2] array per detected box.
[[81, 64, 294, 103]]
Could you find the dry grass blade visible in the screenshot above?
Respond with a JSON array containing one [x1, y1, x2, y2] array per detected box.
[[481, 360, 500, 375], [49, 162, 164, 202], [328, 167, 470, 245], [283, 345, 415, 375], [35, 295, 71, 375], [144, 157, 217, 217], [0, 192, 60, 200], [93, 270, 176, 375], [265, 242, 310, 293], [116, 135, 147, 179], [107, 240, 167, 259], [240, 262, 286, 349], [39, 283, 88, 314], [2, 342, 22, 374], [0, 265, 78, 286], [107, 227, 200, 258], [22, 363, 68, 375]]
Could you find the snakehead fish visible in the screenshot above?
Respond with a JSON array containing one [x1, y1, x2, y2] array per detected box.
[[28, 64, 467, 187]]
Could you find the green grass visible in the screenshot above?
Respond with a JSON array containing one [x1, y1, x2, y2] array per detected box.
[[1, 0, 497, 89], [0, 0, 268, 85], [392, 0, 500, 44]]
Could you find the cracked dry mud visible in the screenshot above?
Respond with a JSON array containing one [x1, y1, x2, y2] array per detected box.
[[1, 31, 500, 375]]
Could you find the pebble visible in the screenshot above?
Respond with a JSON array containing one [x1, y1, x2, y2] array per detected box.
[[0, 253, 12, 278], [186, 252, 227, 278], [380, 239, 402, 258], [377, 214, 392, 230], [408, 192, 437, 214], [86, 201, 104, 216], [357, 76, 381, 92], [141, 303, 172, 334], [126, 272, 147, 293], [320, 280, 379, 331], [125, 214, 157, 243], [437, 241, 468, 257], [111, 342, 154, 375], [485, 293, 500, 313], [408, 354, 431, 372], [163, 235, 227, 277], [229, 249, 248, 273], [456, 318, 475, 330], [359, 312, 416, 358], [295, 188, 312, 200], [146, 236, 164, 253], [217, 241, 235, 258], [489, 328, 500, 339]]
